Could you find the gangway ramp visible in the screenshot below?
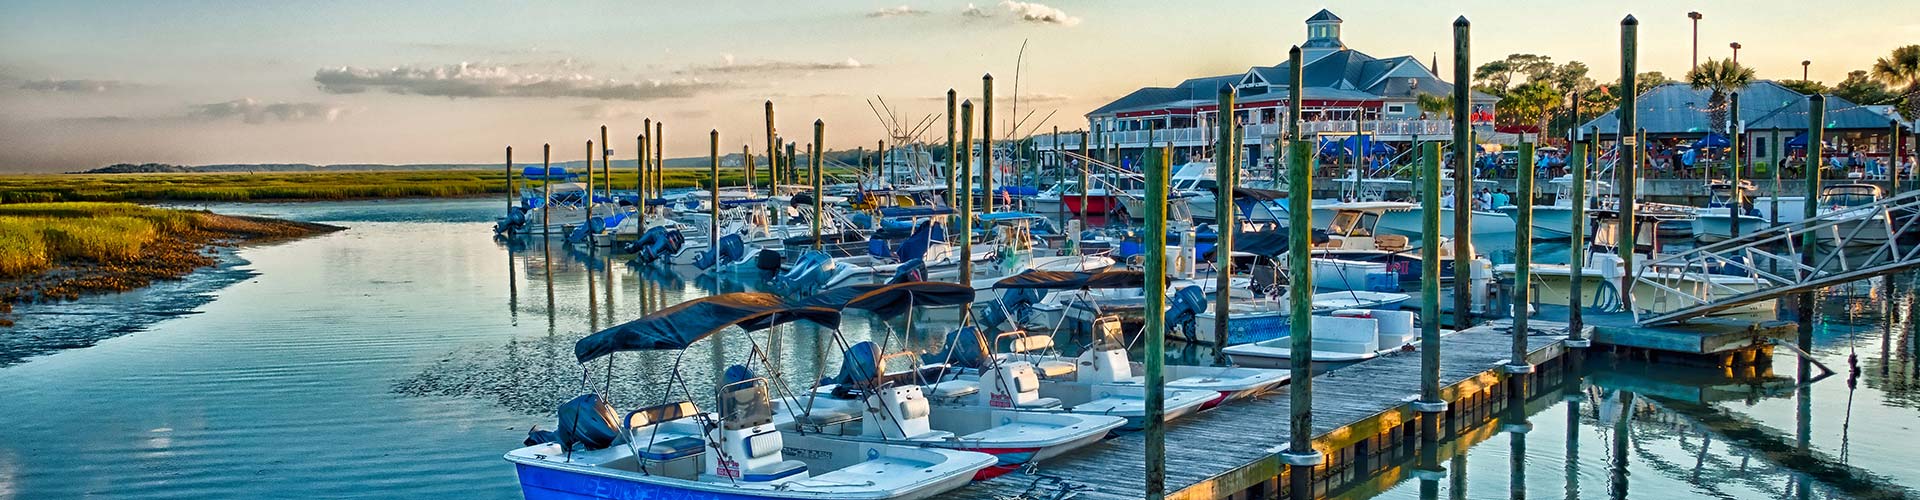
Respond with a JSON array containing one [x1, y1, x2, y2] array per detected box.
[[1632, 189, 1920, 325]]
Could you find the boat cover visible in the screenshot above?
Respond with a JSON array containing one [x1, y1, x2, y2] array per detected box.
[[797, 281, 975, 320], [554, 393, 623, 451], [923, 327, 992, 369], [575, 293, 840, 362], [992, 269, 1147, 290], [822, 341, 883, 388], [1208, 186, 1289, 201], [1199, 229, 1328, 260]]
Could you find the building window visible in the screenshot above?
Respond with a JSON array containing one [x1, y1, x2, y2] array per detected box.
[[1756, 137, 1769, 157], [1385, 104, 1406, 115]]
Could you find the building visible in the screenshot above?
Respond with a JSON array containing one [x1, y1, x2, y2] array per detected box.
[[1579, 80, 1912, 167], [1041, 9, 1497, 170]]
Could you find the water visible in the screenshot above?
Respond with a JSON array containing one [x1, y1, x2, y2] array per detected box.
[[0, 198, 1914, 499]]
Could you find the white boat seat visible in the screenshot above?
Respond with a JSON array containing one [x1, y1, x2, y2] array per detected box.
[[637, 436, 705, 461], [1034, 360, 1077, 378], [1006, 333, 1055, 353], [1017, 397, 1063, 409], [924, 380, 978, 398]]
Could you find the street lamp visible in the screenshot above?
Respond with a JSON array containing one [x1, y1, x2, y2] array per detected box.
[[1802, 60, 1811, 81], [1688, 12, 1703, 70], [1730, 42, 1742, 64]]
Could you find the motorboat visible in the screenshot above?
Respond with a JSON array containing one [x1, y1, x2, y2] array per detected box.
[[1690, 180, 1767, 243], [510, 293, 995, 500], [1221, 309, 1422, 370], [782, 282, 1126, 479], [917, 325, 1216, 431], [993, 314, 1288, 410], [1496, 174, 1611, 239], [1030, 179, 1119, 215], [1815, 184, 1894, 247], [1499, 209, 1774, 316]]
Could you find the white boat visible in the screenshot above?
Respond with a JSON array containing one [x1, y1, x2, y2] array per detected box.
[[1690, 180, 1767, 243], [512, 294, 996, 500], [1499, 211, 1775, 316], [921, 326, 1216, 431], [1816, 184, 1894, 247], [1752, 196, 1808, 224], [1222, 309, 1421, 369], [1375, 207, 1517, 242], [1188, 290, 1411, 346], [990, 320, 1287, 410], [1496, 174, 1611, 239]]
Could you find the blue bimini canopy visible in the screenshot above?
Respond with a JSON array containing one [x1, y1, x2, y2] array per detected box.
[[522, 166, 575, 180], [798, 281, 976, 320], [976, 211, 1048, 223], [574, 292, 840, 362], [992, 270, 1147, 290], [878, 206, 956, 218]]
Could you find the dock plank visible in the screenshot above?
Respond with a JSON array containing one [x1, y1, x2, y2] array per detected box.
[[949, 320, 1571, 499]]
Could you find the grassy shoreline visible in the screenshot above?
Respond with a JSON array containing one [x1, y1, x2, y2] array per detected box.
[[0, 169, 856, 204], [0, 202, 341, 325]]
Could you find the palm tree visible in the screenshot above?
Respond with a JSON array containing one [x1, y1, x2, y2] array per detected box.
[[1871, 45, 1920, 121], [1686, 58, 1756, 136], [1416, 92, 1453, 119]]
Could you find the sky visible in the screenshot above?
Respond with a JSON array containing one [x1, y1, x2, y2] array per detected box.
[[1, 0, 1914, 172]]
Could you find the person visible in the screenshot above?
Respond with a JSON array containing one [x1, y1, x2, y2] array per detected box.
[[1477, 188, 1493, 210], [1441, 189, 1455, 208], [1490, 189, 1510, 209]]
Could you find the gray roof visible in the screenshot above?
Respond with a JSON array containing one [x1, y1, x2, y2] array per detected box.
[[1579, 81, 1894, 135], [1089, 46, 1480, 117]]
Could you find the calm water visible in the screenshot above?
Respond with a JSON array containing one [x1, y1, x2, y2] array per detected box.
[[0, 198, 1912, 499]]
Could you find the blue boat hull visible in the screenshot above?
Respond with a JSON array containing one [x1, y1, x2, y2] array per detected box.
[[516, 463, 767, 500]]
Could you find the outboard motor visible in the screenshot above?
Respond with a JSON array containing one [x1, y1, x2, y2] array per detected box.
[[632, 226, 686, 265], [495, 207, 528, 235], [1165, 285, 1209, 342], [549, 393, 623, 453], [978, 287, 1043, 331], [888, 258, 926, 284], [924, 327, 993, 370], [773, 250, 832, 294], [755, 249, 784, 271]]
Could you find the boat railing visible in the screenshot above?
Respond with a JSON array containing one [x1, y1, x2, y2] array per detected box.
[[1631, 188, 1920, 325]]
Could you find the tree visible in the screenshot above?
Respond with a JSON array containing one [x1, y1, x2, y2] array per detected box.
[[1473, 54, 1554, 96], [1610, 71, 1674, 98], [1779, 79, 1828, 95], [1686, 59, 1756, 135], [1870, 45, 1920, 121], [1415, 92, 1454, 118], [1835, 70, 1897, 106], [1497, 81, 1560, 134]]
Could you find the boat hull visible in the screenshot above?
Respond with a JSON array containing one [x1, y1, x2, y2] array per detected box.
[[1690, 214, 1769, 242], [1498, 205, 1576, 239], [1375, 208, 1517, 243]]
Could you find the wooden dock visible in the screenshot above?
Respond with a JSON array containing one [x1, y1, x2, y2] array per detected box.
[[950, 320, 1582, 500], [1532, 305, 1793, 362]]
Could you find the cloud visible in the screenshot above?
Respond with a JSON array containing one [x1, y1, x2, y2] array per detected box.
[[190, 98, 352, 124], [313, 63, 719, 101], [867, 5, 928, 18], [679, 57, 865, 75], [20, 79, 131, 93], [962, 1, 1080, 26]]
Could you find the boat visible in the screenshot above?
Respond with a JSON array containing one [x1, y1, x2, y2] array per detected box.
[[926, 212, 1115, 300], [781, 282, 1127, 479], [1690, 180, 1767, 243], [509, 293, 995, 500], [772, 218, 972, 294], [495, 168, 627, 238], [1221, 309, 1421, 370], [1499, 209, 1774, 316], [1496, 174, 1611, 239], [1815, 184, 1894, 247], [917, 325, 1217, 431], [1030, 179, 1118, 215]]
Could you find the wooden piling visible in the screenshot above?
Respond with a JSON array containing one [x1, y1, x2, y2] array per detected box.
[[1730, 92, 1744, 240], [1892, 119, 1903, 193], [710, 130, 720, 274], [638, 134, 649, 235], [1451, 16, 1475, 327], [644, 119, 654, 195], [982, 74, 995, 215], [601, 125, 612, 204], [1510, 141, 1536, 380], [1418, 141, 1447, 435], [1214, 84, 1238, 367], [1079, 131, 1090, 217], [1617, 16, 1639, 313], [654, 122, 665, 198], [542, 144, 552, 238], [1281, 44, 1322, 500], [1142, 139, 1171, 500], [505, 146, 514, 214], [1804, 95, 1825, 263], [767, 101, 778, 196], [812, 120, 826, 250], [947, 90, 959, 207], [745, 144, 756, 195], [1568, 130, 1591, 342], [960, 101, 976, 283], [586, 140, 596, 229]]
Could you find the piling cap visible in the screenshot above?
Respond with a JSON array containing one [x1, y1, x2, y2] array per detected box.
[[1622, 14, 1638, 25], [1453, 15, 1469, 26], [983, 73, 993, 81], [1288, 45, 1301, 57], [815, 118, 825, 125], [1219, 84, 1234, 95]]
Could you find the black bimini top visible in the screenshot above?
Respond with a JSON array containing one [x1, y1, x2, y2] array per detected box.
[[797, 281, 976, 320], [574, 292, 840, 362]]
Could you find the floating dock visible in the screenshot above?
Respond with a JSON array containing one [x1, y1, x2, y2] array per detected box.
[[951, 319, 1588, 500], [1531, 305, 1793, 365]]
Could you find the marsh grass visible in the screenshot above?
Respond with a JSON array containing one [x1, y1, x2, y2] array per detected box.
[[0, 169, 857, 204], [0, 204, 187, 277]]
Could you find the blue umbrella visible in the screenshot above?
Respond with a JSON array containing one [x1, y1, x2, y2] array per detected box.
[[1689, 133, 1730, 151]]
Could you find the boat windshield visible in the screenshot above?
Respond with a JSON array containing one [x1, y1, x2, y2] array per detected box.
[[1822, 191, 1878, 208], [1326, 211, 1377, 237]]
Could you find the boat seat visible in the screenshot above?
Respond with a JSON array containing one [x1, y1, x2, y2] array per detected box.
[[1005, 333, 1055, 353], [1034, 360, 1078, 378], [924, 380, 978, 398], [1375, 234, 1408, 251], [1009, 371, 1061, 408], [1017, 397, 1063, 409], [743, 460, 809, 482], [624, 401, 698, 429], [798, 407, 859, 426], [637, 436, 706, 461]]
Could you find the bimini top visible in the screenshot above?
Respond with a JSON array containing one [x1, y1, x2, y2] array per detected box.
[[574, 292, 840, 362], [992, 269, 1147, 290], [976, 211, 1049, 223], [798, 281, 976, 320], [1201, 229, 1319, 260], [879, 206, 956, 218]]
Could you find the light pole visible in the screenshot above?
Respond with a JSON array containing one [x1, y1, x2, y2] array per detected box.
[[1688, 12, 1702, 71], [1802, 60, 1811, 82], [1730, 42, 1742, 64]]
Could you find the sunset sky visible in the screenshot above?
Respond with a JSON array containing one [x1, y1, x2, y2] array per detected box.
[[2, 0, 1914, 172]]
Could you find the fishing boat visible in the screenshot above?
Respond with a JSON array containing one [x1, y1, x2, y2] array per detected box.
[[509, 293, 995, 500], [926, 212, 1115, 300], [1030, 179, 1118, 215], [495, 167, 627, 238], [780, 282, 1127, 479], [1496, 174, 1610, 239], [1690, 180, 1767, 243], [772, 219, 969, 295], [1500, 210, 1774, 316], [1220, 309, 1421, 370]]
